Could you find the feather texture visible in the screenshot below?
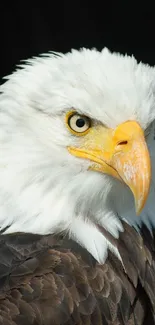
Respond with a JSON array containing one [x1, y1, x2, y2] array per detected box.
[[0, 221, 155, 324]]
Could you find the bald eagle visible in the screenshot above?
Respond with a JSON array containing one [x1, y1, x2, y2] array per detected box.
[[0, 48, 155, 324]]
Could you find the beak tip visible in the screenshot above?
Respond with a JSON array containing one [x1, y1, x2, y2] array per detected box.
[[135, 208, 141, 216], [135, 198, 146, 216]]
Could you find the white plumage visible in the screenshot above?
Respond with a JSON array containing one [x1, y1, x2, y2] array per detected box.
[[0, 47, 155, 263]]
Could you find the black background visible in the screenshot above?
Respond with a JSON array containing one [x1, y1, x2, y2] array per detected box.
[[0, 1, 155, 83]]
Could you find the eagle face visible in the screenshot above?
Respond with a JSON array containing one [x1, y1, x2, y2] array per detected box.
[[0, 48, 155, 263]]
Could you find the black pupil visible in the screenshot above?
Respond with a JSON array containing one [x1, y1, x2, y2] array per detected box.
[[76, 118, 86, 128]]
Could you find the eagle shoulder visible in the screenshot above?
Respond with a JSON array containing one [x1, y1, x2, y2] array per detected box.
[[0, 224, 155, 324]]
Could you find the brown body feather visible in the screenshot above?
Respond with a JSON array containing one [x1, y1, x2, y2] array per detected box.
[[0, 221, 155, 325]]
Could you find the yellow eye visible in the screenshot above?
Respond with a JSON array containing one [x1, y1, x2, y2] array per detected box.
[[66, 112, 91, 136]]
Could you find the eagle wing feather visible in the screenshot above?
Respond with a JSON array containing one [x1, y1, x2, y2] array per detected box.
[[0, 222, 154, 324]]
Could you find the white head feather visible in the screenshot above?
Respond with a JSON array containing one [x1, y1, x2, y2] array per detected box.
[[0, 47, 155, 263]]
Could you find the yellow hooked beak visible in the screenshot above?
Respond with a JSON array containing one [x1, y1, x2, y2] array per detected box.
[[68, 121, 151, 215]]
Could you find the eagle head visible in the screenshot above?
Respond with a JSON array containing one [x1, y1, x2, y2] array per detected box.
[[0, 48, 155, 263]]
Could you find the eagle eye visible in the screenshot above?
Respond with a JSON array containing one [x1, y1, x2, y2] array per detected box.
[[66, 111, 91, 135]]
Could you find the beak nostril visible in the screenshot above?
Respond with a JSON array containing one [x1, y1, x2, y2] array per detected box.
[[117, 140, 128, 146]]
